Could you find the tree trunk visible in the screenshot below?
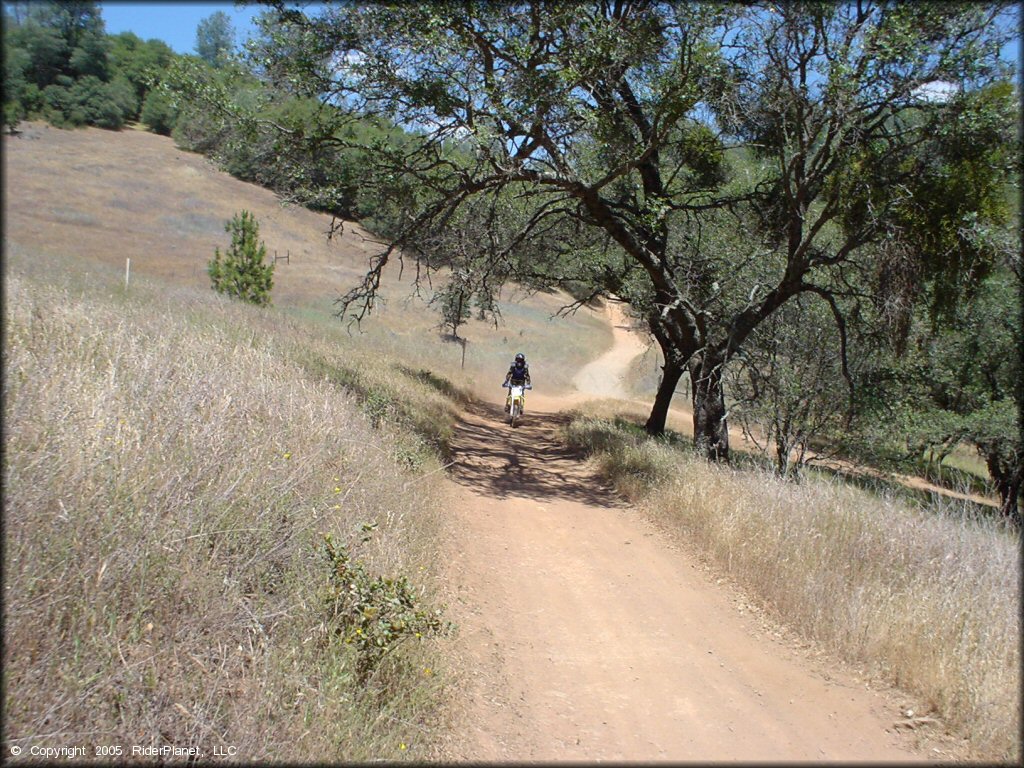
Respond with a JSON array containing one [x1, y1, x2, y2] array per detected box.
[[690, 356, 729, 462], [986, 452, 1023, 527], [774, 432, 791, 477], [645, 357, 685, 436]]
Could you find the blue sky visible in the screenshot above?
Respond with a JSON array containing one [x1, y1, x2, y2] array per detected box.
[[99, 2, 1018, 68], [99, 2, 263, 55]]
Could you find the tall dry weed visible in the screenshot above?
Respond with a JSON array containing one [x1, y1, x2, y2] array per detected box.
[[3, 257, 455, 761], [567, 417, 1020, 762]]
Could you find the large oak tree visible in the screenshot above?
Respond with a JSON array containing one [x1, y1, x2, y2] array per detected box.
[[248, 0, 1015, 460]]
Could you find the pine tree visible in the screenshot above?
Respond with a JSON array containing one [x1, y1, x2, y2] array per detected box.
[[208, 210, 273, 306]]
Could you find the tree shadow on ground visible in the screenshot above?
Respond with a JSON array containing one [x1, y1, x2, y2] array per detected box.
[[448, 398, 626, 508], [397, 364, 473, 404]]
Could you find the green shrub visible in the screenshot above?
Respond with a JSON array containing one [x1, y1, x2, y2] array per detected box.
[[208, 210, 274, 306], [42, 76, 131, 129], [322, 531, 450, 685], [140, 86, 177, 135]]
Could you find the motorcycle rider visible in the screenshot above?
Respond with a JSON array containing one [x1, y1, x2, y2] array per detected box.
[[503, 352, 532, 413]]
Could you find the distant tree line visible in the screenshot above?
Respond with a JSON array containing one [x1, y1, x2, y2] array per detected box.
[[4, 1, 171, 130], [2, 1, 405, 226]]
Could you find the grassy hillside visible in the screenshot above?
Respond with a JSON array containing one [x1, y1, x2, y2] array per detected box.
[[4, 123, 1019, 762], [3, 247, 457, 759], [2, 123, 612, 397]]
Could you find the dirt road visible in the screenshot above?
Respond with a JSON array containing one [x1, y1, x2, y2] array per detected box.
[[440, 302, 933, 762]]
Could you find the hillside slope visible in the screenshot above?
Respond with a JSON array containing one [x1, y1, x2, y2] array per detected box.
[[2, 122, 612, 394]]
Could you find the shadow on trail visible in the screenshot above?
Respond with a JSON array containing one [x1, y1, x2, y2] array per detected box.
[[449, 397, 625, 508]]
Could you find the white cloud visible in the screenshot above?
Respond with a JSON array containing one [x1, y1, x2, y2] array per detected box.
[[912, 80, 958, 103]]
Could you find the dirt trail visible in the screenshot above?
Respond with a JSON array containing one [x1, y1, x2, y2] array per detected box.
[[1, 124, 971, 762], [441, 303, 935, 762], [570, 300, 651, 401]]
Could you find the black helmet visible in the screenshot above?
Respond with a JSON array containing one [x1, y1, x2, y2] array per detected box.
[[514, 353, 525, 364]]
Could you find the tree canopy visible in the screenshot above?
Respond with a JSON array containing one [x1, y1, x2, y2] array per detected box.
[[3, 1, 181, 130], [196, 10, 234, 68], [7, 0, 1017, 515], [243, 1, 1017, 463]]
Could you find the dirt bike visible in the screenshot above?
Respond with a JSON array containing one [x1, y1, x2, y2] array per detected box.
[[503, 382, 532, 427]]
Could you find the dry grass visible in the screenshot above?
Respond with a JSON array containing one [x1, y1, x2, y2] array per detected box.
[[3, 123, 611, 403], [565, 416, 1021, 762], [280, 280, 612, 406], [3, 249, 460, 761], [2, 124, 614, 761], [16, 120, 1011, 763]]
